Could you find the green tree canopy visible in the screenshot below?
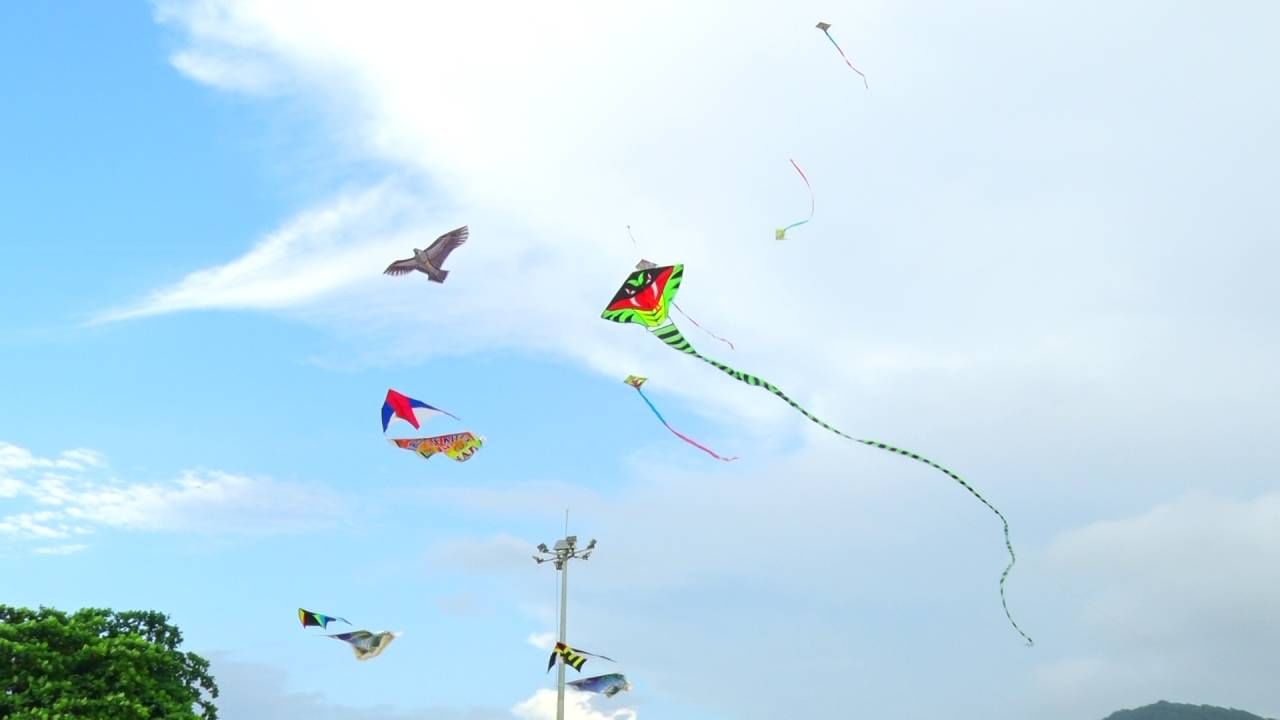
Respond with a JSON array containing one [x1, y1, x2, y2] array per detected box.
[[1104, 701, 1276, 720], [0, 605, 218, 720]]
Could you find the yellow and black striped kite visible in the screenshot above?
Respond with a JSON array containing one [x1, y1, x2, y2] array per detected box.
[[546, 642, 615, 673]]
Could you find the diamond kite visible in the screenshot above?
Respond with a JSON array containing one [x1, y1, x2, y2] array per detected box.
[[381, 389, 459, 433], [298, 608, 349, 629]]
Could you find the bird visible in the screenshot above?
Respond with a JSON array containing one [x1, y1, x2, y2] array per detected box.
[[383, 226, 469, 283]]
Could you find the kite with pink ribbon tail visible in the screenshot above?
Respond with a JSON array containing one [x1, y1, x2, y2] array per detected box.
[[816, 21, 869, 88]]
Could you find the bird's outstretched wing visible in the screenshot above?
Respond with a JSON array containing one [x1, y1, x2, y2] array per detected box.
[[384, 258, 419, 276], [425, 226, 469, 265]]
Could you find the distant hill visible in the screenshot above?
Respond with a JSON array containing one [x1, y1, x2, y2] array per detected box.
[[1104, 701, 1276, 720]]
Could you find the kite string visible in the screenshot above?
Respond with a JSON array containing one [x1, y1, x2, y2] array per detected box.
[[627, 224, 736, 351], [649, 321, 1033, 646], [672, 304, 735, 351]]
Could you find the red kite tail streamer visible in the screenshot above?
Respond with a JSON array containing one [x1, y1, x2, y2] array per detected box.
[[632, 384, 738, 463], [776, 159, 815, 240], [820, 26, 869, 88]]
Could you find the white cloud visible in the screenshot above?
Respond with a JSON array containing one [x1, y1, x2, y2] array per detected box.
[[0, 441, 346, 553], [120, 0, 1280, 449], [426, 533, 535, 574], [525, 632, 556, 651], [0, 442, 106, 472], [208, 656, 638, 720], [512, 689, 636, 720], [1035, 492, 1280, 719], [207, 655, 509, 720], [93, 182, 443, 323], [170, 49, 280, 93], [32, 543, 89, 556]]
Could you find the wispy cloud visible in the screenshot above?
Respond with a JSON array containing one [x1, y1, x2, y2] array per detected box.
[[525, 632, 556, 651], [0, 440, 346, 553], [207, 655, 510, 720], [32, 543, 89, 556], [0, 442, 105, 472], [92, 182, 442, 324], [426, 533, 535, 574], [512, 689, 636, 720], [1036, 491, 1280, 718]]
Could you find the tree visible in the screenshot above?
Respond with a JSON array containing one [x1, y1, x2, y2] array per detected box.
[[1104, 701, 1276, 720], [0, 605, 218, 720]]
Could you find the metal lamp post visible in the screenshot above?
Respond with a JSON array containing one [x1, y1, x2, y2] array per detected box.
[[533, 534, 597, 720]]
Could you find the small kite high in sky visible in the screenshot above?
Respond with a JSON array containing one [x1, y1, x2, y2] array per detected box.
[[547, 642, 615, 674], [327, 630, 401, 661], [298, 608, 349, 629], [624, 375, 738, 462], [383, 225, 468, 283], [568, 674, 631, 698], [388, 432, 484, 462], [776, 159, 814, 241], [601, 263, 1033, 646], [816, 21, 868, 88], [382, 388, 459, 433]]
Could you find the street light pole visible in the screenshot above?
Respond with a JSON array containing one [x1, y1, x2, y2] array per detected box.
[[533, 534, 597, 720]]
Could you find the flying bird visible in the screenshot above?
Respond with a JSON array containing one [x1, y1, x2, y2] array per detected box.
[[383, 226, 469, 282]]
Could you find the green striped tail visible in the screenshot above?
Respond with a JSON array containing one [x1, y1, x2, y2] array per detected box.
[[648, 322, 1033, 646]]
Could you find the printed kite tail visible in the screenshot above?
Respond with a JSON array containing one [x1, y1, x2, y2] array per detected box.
[[650, 321, 1033, 645]]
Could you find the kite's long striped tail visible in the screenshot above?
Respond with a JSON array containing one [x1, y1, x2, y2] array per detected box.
[[650, 322, 1033, 646]]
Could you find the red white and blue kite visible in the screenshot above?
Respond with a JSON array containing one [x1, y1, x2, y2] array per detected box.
[[381, 388, 459, 433], [381, 389, 484, 463]]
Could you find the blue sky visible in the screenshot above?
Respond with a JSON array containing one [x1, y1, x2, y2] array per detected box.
[[2, 2, 1278, 719]]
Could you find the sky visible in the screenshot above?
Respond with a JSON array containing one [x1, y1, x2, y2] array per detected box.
[[1, 1, 1278, 719]]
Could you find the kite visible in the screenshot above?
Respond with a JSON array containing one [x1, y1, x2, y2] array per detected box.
[[298, 608, 350, 629], [546, 642, 615, 674], [382, 388, 459, 433], [637, 258, 735, 350], [601, 263, 1034, 646], [327, 630, 402, 661], [775, 159, 814, 241], [568, 674, 631, 698], [388, 432, 485, 462], [816, 21, 868, 88], [383, 226, 469, 283], [624, 375, 738, 462]]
